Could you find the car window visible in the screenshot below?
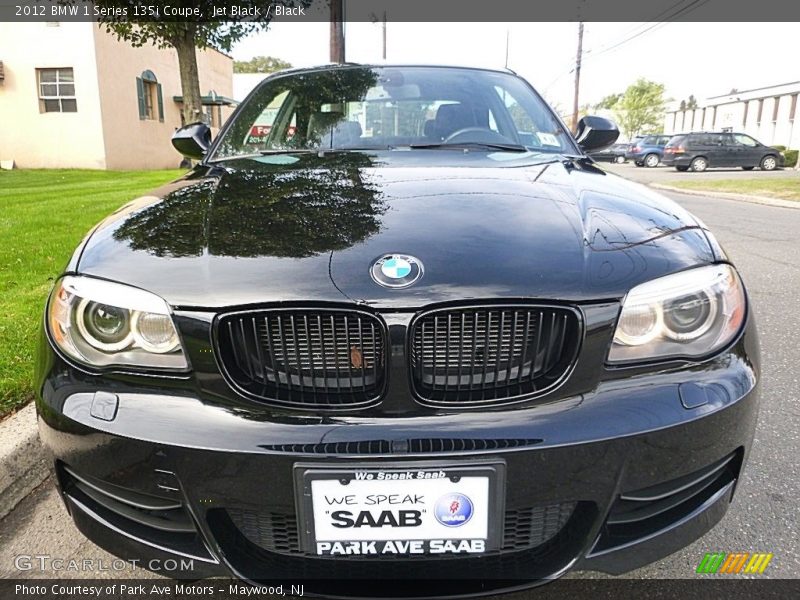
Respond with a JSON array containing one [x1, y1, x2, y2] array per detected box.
[[734, 134, 759, 147], [722, 134, 739, 146], [642, 136, 657, 145], [212, 67, 575, 158], [658, 136, 670, 145], [693, 133, 723, 146], [665, 136, 686, 147]]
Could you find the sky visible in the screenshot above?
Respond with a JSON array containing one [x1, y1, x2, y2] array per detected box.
[[231, 21, 799, 111]]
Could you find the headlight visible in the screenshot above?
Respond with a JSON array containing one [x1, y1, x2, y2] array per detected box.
[[608, 264, 746, 363], [47, 276, 188, 370]]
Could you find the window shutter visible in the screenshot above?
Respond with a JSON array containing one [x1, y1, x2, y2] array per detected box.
[[157, 83, 164, 122], [136, 77, 145, 120]]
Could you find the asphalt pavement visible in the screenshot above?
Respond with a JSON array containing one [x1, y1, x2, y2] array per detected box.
[[1, 185, 798, 594]]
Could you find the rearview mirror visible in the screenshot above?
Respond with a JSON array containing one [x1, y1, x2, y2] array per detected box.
[[171, 122, 211, 160], [575, 116, 619, 153]]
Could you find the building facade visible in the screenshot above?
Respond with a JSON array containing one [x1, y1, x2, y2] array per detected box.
[[664, 81, 800, 150], [0, 22, 235, 170]]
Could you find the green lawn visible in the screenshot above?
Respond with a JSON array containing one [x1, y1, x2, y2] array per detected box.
[[0, 169, 184, 417], [663, 178, 800, 202]]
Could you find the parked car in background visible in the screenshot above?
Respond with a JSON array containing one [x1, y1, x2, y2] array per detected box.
[[626, 134, 672, 167], [662, 132, 785, 172], [589, 142, 628, 163], [628, 134, 645, 147]]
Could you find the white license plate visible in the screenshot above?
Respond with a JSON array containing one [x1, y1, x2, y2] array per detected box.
[[298, 465, 503, 556]]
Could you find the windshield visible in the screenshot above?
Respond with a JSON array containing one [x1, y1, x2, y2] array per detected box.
[[211, 66, 576, 159]]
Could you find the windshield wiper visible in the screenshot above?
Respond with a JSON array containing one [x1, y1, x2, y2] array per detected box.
[[408, 141, 528, 152], [257, 149, 316, 155]]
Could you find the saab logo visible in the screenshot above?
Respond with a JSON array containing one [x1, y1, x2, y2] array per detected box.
[[330, 510, 422, 528], [696, 552, 774, 574], [434, 493, 474, 527]]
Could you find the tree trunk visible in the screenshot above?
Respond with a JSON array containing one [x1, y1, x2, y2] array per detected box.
[[173, 30, 203, 126]]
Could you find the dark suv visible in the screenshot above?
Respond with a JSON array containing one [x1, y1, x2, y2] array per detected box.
[[662, 132, 784, 172]]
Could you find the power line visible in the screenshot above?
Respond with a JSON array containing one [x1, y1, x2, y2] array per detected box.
[[584, 0, 710, 61], [583, 0, 694, 57], [541, 0, 710, 95]]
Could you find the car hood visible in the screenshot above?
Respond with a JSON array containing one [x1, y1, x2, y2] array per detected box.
[[75, 153, 716, 309]]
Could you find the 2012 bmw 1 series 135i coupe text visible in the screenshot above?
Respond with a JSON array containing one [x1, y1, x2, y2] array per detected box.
[[37, 65, 759, 597]]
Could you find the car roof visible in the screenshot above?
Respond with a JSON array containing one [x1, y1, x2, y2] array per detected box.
[[264, 63, 520, 78], [681, 131, 748, 135]]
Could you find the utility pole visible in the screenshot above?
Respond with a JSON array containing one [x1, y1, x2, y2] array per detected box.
[[571, 21, 584, 132], [330, 0, 345, 63], [504, 29, 509, 69], [382, 11, 387, 60]]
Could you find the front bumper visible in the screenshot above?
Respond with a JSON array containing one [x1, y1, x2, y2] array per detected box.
[[36, 313, 760, 597]]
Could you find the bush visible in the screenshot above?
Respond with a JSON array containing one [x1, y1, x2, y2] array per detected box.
[[783, 149, 798, 168], [773, 144, 787, 152]]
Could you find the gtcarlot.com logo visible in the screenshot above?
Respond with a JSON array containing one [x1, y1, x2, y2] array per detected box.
[[696, 552, 773, 574], [14, 554, 194, 573]]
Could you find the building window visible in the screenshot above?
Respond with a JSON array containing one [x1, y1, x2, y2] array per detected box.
[[772, 96, 780, 122], [756, 99, 764, 125], [37, 67, 76, 112], [136, 70, 163, 122], [742, 101, 749, 126], [790, 94, 798, 122]]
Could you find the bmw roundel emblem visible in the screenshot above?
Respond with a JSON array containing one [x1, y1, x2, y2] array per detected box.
[[434, 493, 474, 527], [370, 254, 424, 289]]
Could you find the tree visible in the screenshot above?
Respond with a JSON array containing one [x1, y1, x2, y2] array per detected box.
[[594, 93, 622, 111], [686, 95, 698, 110], [92, 1, 307, 124], [597, 79, 666, 140], [234, 56, 292, 74]]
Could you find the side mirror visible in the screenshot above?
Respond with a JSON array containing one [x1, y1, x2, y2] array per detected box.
[[575, 116, 619, 153], [171, 122, 211, 160]]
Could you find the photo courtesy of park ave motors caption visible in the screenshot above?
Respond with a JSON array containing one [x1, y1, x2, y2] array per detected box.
[[36, 65, 759, 597]]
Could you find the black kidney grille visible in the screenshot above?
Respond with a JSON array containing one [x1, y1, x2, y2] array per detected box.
[[226, 502, 576, 557], [216, 309, 386, 408], [410, 306, 580, 405]]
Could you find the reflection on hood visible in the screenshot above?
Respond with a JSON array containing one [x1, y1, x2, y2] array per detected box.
[[113, 153, 386, 259]]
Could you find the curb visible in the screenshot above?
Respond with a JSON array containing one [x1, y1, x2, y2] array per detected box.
[[0, 403, 50, 520], [650, 183, 800, 210]]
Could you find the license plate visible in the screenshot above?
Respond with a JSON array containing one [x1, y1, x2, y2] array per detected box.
[[295, 463, 505, 556]]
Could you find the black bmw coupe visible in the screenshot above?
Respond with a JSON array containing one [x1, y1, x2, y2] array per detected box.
[[37, 65, 759, 596]]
